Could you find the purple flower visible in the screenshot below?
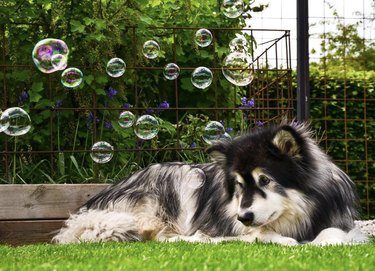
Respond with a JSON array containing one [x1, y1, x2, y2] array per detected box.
[[226, 127, 233, 133], [105, 121, 113, 129], [241, 97, 247, 106], [247, 98, 255, 108], [106, 86, 117, 98], [190, 142, 197, 148], [255, 120, 264, 127], [19, 90, 28, 104], [122, 102, 132, 108], [158, 100, 170, 109], [240, 97, 255, 108]]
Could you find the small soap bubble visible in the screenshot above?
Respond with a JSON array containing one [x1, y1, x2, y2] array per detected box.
[[32, 38, 69, 73], [106, 58, 126, 78], [142, 40, 160, 59], [222, 0, 244, 19], [229, 35, 249, 53], [202, 121, 225, 144], [191, 67, 213, 89], [61, 67, 83, 88], [222, 52, 254, 86], [118, 111, 135, 128], [2, 107, 31, 136], [134, 114, 159, 140], [163, 63, 180, 80], [194, 28, 213, 48], [90, 141, 114, 164], [0, 110, 10, 133]]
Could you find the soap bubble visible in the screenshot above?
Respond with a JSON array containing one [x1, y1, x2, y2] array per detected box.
[[32, 38, 69, 73], [118, 111, 135, 128], [2, 107, 31, 136], [222, 52, 254, 86], [143, 40, 160, 59], [90, 141, 114, 164], [229, 35, 249, 53], [61, 67, 83, 88], [221, 0, 244, 18], [134, 114, 159, 140], [106, 58, 126, 78], [0, 110, 10, 133], [202, 121, 226, 144], [191, 67, 213, 89], [194, 28, 213, 48], [163, 63, 180, 80]]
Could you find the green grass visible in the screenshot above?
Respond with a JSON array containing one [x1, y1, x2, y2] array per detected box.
[[1, 240, 375, 271]]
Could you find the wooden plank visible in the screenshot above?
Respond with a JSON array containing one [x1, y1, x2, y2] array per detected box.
[[0, 220, 64, 245], [0, 184, 109, 220]]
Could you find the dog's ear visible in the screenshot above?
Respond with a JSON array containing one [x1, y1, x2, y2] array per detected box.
[[206, 142, 228, 166], [272, 126, 301, 159]]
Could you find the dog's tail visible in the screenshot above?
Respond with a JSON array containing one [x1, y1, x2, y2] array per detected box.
[[52, 209, 142, 244]]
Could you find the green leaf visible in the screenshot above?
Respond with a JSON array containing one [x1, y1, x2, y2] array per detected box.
[[70, 20, 85, 33]]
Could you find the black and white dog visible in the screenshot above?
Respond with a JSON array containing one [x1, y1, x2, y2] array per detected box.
[[53, 122, 368, 245]]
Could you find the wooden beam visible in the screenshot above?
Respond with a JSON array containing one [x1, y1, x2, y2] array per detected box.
[[0, 184, 109, 220], [0, 220, 64, 245]]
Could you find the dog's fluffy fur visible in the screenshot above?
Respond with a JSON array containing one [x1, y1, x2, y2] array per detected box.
[[53, 122, 368, 245]]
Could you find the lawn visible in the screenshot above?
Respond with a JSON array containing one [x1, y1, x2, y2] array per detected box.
[[1, 240, 374, 271]]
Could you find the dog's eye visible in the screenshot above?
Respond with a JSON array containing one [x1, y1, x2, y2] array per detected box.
[[258, 175, 271, 186]]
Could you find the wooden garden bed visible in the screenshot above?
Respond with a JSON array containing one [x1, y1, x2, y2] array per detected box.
[[0, 184, 109, 245]]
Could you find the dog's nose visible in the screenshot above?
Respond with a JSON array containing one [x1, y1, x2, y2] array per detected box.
[[237, 211, 254, 226]]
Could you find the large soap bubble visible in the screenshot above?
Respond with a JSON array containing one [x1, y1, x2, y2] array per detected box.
[[202, 121, 226, 144], [106, 58, 126, 78], [222, 52, 254, 86], [143, 40, 160, 59], [221, 0, 244, 19], [194, 28, 213, 48], [61, 67, 83, 88], [2, 107, 31, 136], [191, 67, 213, 89], [118, 111, 135, 128], [163, 63, 180, 80], [134, 115, 159, 140], [90, 141, 114, 164], [32, 38, 69, 73]]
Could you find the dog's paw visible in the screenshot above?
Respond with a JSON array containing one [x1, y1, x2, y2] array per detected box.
[[274, 236, 299, 246]]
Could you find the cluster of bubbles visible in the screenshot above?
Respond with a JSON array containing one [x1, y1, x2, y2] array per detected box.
[[32, 38, 83, 88], [0, 107, 31, 136], [27, 1, 252, 164], [90, 113, 159, 164], [118, 112, 159, 140]]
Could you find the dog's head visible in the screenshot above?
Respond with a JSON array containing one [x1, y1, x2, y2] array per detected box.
[[207, 124, 312, 227]]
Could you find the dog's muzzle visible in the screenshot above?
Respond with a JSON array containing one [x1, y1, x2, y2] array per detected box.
[[237, 211, 254, 226]]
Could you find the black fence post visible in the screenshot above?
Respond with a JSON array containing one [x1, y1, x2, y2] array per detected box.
[[297, 0, 310, 121]]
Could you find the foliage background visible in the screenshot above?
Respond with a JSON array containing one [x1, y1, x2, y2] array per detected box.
[[0, 0, 374, 217]]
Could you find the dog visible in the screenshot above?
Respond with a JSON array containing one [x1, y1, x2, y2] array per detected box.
[[53, 122, 368, 245]]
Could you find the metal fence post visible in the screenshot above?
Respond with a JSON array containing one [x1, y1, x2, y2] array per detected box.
[[297, 0, 310, 121]]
